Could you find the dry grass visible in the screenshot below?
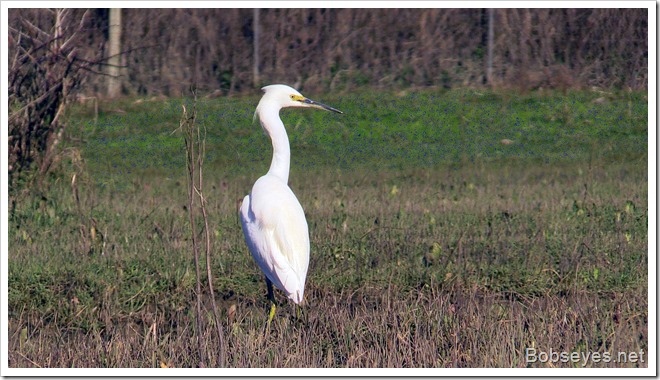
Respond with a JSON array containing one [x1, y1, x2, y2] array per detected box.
[[7, 287, 647, 368], [8, 159, 647, 368]]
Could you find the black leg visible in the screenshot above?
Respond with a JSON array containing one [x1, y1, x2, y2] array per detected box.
[[266, 276, 275, 303], [265, 277, 276, 332]]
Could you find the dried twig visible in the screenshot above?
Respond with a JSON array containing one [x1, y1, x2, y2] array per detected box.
[[181, 89, 225, 367], [181, 99, 205, 367]]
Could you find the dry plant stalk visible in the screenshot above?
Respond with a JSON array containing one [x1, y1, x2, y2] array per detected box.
[[180, 91, 226, 367], [70, 150, 90, 255]]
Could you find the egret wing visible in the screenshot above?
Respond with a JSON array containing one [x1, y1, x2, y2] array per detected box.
[[240, 176, 310, 304]]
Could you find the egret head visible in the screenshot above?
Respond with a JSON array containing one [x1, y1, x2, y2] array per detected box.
[[257, 84, 343, 114]]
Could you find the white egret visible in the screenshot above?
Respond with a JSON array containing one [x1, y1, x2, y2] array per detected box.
[[240, 84, 342, 327]]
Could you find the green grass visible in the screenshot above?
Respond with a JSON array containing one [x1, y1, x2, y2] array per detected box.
[[70, 88, 646, 185], [8, 88, 648, 368]]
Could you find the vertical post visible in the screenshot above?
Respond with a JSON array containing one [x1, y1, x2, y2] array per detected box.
[[107, 8, 122, 98], [253, 8, 260, 87], [487, 8, 494, 86], [53, 9, 63, 51]]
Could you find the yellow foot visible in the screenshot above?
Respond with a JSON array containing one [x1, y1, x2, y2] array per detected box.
[[265, 302, 276, 332]]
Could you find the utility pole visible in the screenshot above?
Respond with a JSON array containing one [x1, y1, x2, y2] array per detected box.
[[486, 8, 494, 86], [107, 8, 122, 97]]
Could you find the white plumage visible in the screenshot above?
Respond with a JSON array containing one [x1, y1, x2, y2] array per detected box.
[[240, 84, 342, 306]]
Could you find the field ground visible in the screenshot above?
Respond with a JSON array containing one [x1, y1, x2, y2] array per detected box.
[[7, 88, 648, 368]]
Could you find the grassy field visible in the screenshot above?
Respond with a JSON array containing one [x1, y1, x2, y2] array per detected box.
[[7, 88, 648, 368]]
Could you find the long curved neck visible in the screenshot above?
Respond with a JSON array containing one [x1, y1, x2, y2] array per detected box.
[[259, 105, 290, 183]]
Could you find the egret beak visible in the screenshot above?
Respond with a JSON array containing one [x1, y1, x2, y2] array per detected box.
[[303, 98, 343, 114]]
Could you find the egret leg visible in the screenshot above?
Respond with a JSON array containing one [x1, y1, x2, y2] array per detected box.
[[265, 277, 276, 331]]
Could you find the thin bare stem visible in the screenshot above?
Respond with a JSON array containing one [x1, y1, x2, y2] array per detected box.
[[181, 100, 206, 368], [182, 89, 225, 367], [197, 119, 226, 367]]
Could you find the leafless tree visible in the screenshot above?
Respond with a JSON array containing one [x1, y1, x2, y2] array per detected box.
[[8, 8, 107, 191]]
